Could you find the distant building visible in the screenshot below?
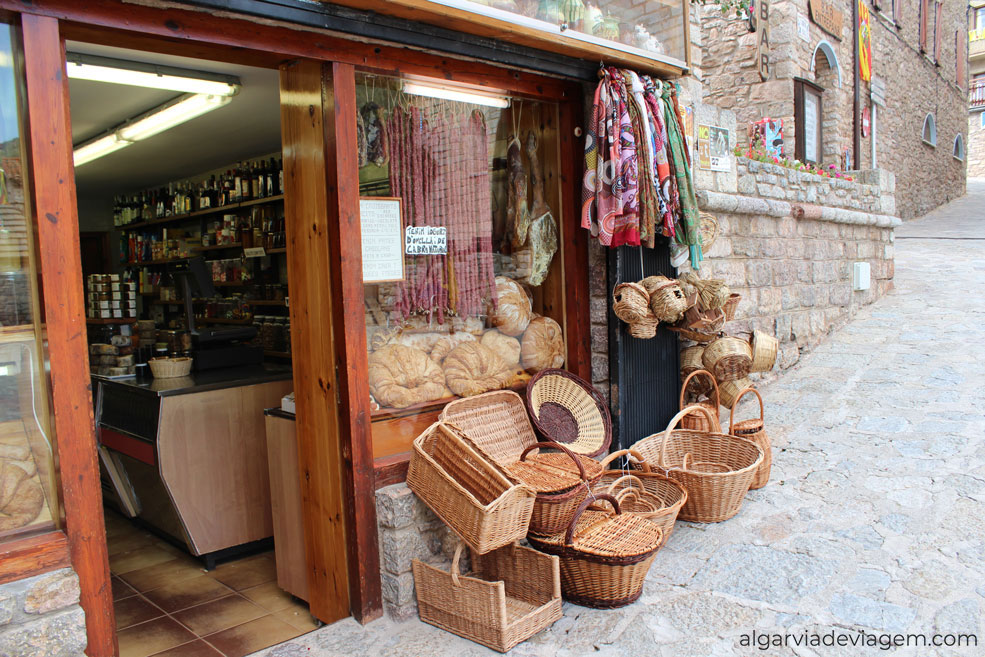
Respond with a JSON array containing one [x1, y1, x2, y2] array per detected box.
[[695, 0, 968, 218], [969, 0, 985, 176]]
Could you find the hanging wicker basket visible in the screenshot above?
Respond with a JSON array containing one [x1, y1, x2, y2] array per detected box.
[[526, 369, 611, 458], [527, 494, 664, 608], [612, 282, 659, 338], [723, 293, 742, 321], [679, 370, 720, 431], [630, 405, 763, 523], [641, 276, 688, 324], [702, 336, 753, 382], [729, 387, 772, 490], [680, 346, 711, 396], [749, 330, 779, 372], [718, 377, 754, 409], [679, 272, 731, 310], [413, 542, 562, 652]]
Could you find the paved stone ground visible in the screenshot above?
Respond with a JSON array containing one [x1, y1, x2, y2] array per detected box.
[[253, 184, 985, 657]]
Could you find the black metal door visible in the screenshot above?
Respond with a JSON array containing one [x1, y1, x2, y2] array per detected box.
[[607, 240, 680, 450]]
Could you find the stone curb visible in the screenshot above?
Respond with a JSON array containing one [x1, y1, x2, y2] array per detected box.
[[696, 190, 901, 228]]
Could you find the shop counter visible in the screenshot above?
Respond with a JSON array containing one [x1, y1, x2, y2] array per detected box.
[[94, 365, 293, 565]]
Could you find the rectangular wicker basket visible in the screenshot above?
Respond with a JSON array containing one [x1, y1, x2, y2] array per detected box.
[[413, 542, 562, 653], [407, 422, 535, 554]]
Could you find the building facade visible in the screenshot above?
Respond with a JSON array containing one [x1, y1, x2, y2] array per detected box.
[[698, 0, 968, 218], [969, 0, 985, 176]]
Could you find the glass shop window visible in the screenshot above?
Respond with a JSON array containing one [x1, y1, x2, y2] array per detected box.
[[555, 0, 688, 63], [0, 24, 60, 542], [356, 73, 565, 451]]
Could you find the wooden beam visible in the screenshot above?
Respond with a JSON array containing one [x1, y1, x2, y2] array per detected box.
[[373, 453, 411, 490], [0, 532, 72, 586], [20, 14, 116, 657], [322, 61, 383, 624], [279, 59, 351, 625]]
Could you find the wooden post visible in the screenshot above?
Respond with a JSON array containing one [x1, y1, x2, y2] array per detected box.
[[20, 13, 116, 657]]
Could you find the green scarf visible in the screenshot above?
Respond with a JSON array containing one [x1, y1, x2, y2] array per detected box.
[[660, 82, 702, 269]]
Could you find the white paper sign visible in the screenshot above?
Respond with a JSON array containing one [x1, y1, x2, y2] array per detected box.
[[804, 93, 819, 163], [243, 247, 267, 258], [405, 226, 448, 255], [797, 13, 811, 41], [360, 197, 405, 283]]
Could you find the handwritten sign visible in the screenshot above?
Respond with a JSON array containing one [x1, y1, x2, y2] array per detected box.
[[243, 247, 267, 258], [809, 0, 844, 39], [360, 197, 405, 283], [405, 226, 448, 255]]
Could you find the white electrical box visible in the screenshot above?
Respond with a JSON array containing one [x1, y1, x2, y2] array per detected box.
[[853, 262, 871, 291], [281, 392, 296, 414]]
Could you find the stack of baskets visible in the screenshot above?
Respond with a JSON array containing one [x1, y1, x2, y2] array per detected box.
[[611, 276, 688, 339]]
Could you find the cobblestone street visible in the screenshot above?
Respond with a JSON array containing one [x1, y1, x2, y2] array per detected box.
[[256, 182, 985, 657]]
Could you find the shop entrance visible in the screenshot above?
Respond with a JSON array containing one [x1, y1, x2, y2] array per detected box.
[[66, 41, 347, 656]]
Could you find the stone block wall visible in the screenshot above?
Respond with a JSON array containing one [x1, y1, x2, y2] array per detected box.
[[968, 110, 985, 177], [0, 568, 87, 657]]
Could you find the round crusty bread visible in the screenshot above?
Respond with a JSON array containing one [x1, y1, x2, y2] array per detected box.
[[488, 276, 532, 337], [0, 461, 45, 532], [443, 342, 513, 397], [368, 344, 447, 409], [429, 332, 477, 365], [520, 316, 565, 373], [480, 329, 522, 368]]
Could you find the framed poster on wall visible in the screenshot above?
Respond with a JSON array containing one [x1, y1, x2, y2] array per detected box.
[[794, 78, 824, 164], [360, 196, 405, 283]]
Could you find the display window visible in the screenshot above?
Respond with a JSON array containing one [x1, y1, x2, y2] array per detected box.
[[356, 74, 567, 453]]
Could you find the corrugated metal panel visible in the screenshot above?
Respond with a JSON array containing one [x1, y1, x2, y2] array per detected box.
[[607, 242, 679, 451]]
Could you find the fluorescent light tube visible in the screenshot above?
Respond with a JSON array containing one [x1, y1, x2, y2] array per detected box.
[[402, 82, 510, 108], [74, 133, 131, 167], [117, 94, 231, 142], [65, 56, 239, 97]]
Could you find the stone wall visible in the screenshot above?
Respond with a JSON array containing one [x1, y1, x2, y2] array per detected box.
[[968, 110, 985, 177], [0, 568, 87, 657]]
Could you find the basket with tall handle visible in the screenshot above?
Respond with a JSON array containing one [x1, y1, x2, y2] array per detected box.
[[729, 387, 772, 490]]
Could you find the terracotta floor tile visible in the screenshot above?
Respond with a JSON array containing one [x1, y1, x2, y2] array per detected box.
[[172, 595, 266, 637], [121, 557, 207, 593], [111, 545, 179, 576], [208, 554, 276, 591], [107, 530, 157, 556], [115, 594, 165, 630], [113, 575, 138, 601], [239, 581, 296, 613], [272, 605, 320, 632], [143, 574, 234, 613], [117, 617, 196, 657], [202, 615, 302, 657], [148, 641, 223, 657]]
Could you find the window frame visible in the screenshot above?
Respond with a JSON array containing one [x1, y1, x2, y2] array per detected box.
[[953, 134, 965, 160], [794, 78, 825, 165], [922, 113, 937, 146]]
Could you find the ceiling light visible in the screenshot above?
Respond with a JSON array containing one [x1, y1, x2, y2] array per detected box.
[[402, 82, 510, 108], [73, 133, 131, 167], [66, 53, 240, 97], [117, 94, 231, 142]]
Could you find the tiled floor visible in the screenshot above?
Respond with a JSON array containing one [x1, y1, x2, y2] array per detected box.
[[106, 511, 317, 657]]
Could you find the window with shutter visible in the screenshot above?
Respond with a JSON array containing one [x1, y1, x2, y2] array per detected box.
[[919, 0, 928, 52], [933, 1, 943, 63]]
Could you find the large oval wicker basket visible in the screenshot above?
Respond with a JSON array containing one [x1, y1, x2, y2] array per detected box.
[[679, 370, 719, 432], [630, 405, 763, 523], [729, 387, 772, 490], [526, 369, 611, 458]]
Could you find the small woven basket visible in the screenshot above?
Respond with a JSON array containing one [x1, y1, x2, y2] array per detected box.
[[527, 494, 664, 608], [630, 406, 763, 523], [723, 293, 741, 321], [679, 370, 720, 432], [749, 330, 779, 372], [526, 369, 611, 458], [612, 282, 651, 325], [508, 442, 603, 536], [641, 276, 688, 324], [407, 422, 536, 554], [702, 336, 753, 382], [729, 387, 771, 490], [679, 272, 731, 310], [592, 449, 687, 544], [680, 346, 711, 397], [148, 357, 193, 378], [413, 542, 562, 652], [718, 377, 754, 408]]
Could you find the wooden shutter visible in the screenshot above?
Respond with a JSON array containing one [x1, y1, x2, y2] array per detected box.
[[919, 0, 928, 51], [933, 1, 943, 62]]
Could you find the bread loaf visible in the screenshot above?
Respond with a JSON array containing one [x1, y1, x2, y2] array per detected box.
[[368, 344, 447, 409], [443, 342, 513, 397], [520, 316, 565, 373], [480, 329, 522, 368], [429, 332, 478, 364], [488, 276, 532, 336]]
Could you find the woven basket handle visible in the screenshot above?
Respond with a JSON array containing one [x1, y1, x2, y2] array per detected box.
[[658, 405, 722, 468], [519, 441, 587, 481], [564, 493, 620, 546], [728, 386, 764, 435], [449, 542, 467, 587], [603, 474, 645, 497], [613, 487, 658, 512], [598, 448, 651, 473], [680, 369, 720, 409]]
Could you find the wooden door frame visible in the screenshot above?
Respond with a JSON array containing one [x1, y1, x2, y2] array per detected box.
[[0, 0, 592, 650]]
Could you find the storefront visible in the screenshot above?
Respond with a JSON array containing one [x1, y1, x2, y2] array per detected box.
[[0, 1, 689, 655]]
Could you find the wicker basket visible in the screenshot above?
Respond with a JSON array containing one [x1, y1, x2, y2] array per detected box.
[[718, 377, 754, 408], [729, 387, 772, 490], [413, 542, 562, 652], [527, 494, 664, 608], [701, 337, 753, 382], [613, 282, 659, 339], [749, 330, 779, 372], [630, 406, 763, 523], [526, 369, 611, 458], [641, 276, 688, 324], [723, 293, 741, 321], [148, 357, 193, 378], [592, 449, 687, 544], [510, 441, 603, 536], [679, 272, 731, 310], [679, 370, 720, 431], [407, 422, 536, 554]]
